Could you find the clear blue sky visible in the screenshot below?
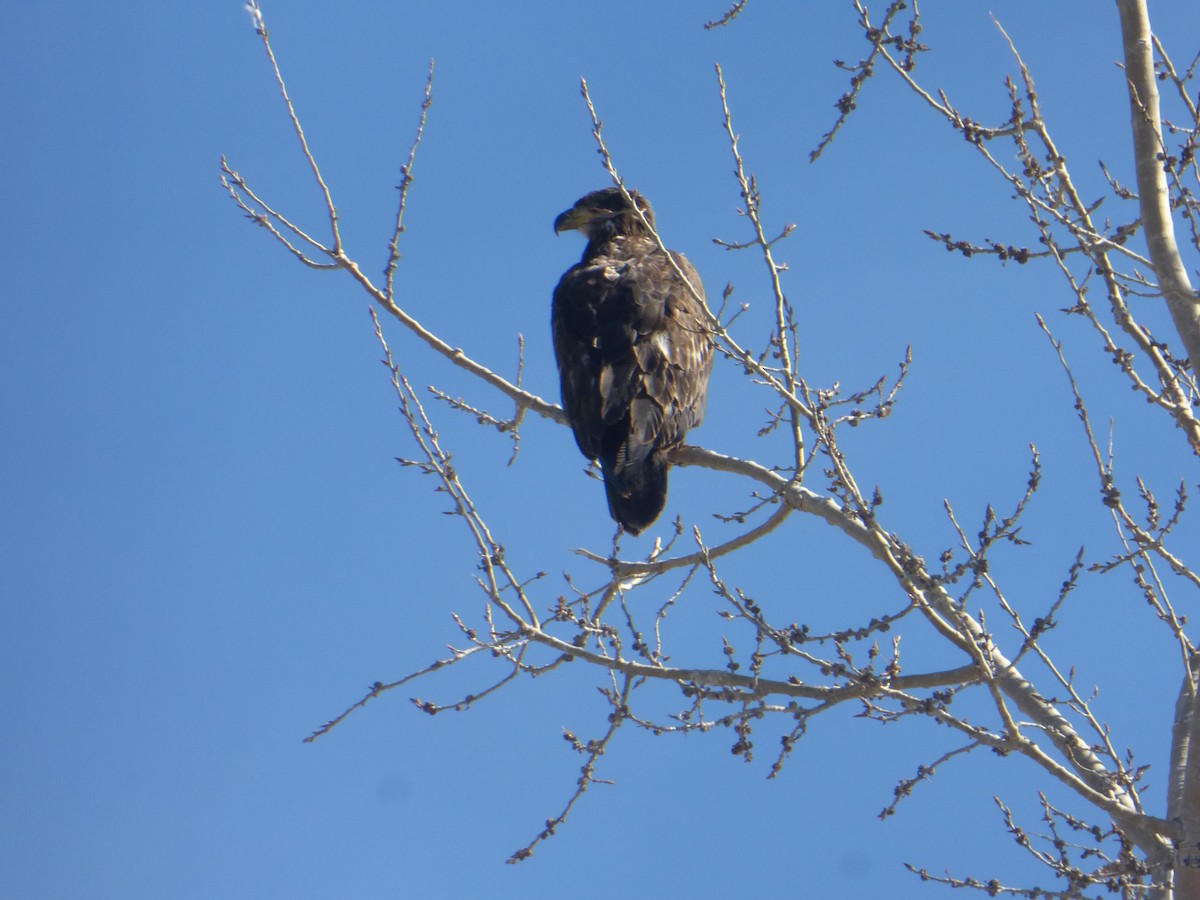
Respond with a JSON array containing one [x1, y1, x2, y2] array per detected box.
[[4, 2, 1197, 897]]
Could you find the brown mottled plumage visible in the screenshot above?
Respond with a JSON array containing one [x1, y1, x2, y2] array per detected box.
[[552, 188, 713, 535]]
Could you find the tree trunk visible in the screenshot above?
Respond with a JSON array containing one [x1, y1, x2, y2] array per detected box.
[[1116, 0, 1200, 370]]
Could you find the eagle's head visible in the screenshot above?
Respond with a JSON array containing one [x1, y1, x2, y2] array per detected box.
[[554, 187, 656, 243]]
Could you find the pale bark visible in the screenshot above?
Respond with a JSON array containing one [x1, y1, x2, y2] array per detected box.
[[1117, 0, 1200, 368]]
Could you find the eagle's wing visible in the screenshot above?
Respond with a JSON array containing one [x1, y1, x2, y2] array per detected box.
[[551, 262, 609, 461], [618, 250, 712, 471]]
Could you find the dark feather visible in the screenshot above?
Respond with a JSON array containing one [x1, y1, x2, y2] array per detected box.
[[552, 188, 713, 534]]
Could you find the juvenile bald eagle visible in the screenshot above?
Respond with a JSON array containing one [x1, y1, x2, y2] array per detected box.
[[552, 187, 713, 535]]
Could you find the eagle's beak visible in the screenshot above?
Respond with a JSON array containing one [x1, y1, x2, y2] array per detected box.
[[554, 206, 588, 235]]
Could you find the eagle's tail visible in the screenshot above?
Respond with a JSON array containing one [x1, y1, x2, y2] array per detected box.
[[602, 452, 670, 536]]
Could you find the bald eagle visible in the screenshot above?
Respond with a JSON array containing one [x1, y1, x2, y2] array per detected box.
[[552, 188, 713, 535]]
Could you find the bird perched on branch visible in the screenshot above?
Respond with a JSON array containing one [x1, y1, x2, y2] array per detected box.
[[552, 187, 713, 535]]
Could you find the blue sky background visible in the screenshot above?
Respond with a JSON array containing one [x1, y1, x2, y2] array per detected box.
[[4, 1, 1198, 897]]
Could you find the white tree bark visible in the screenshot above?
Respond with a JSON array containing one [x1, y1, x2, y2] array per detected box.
[[1117, 0, 1200, 367]]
